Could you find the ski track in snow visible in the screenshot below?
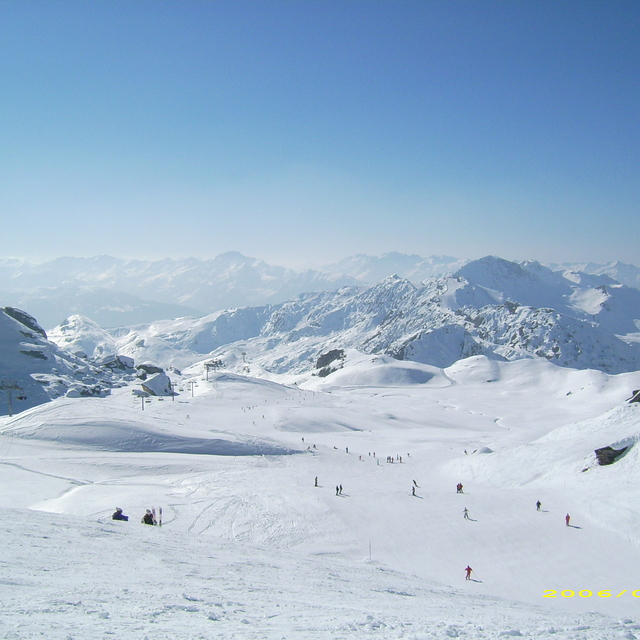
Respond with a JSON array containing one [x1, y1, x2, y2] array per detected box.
[[0, 510, 630, 640], [1, 358, 640, 637]]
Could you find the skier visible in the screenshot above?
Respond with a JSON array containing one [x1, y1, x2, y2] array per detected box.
[[141, 509, 157, 525], [413, 480, 419, 488], [456, 483, 464, 493], [112, 507, 128, 521], [465, 566, 473, 580], [339, 484, 343, 495], [336, 485, 339, 496], [565, 513, 571, 526], [536, 500, 542, 511], [314, 476, 318, 487], [412, 486, 416, 496], [463, 507, 470, 520]]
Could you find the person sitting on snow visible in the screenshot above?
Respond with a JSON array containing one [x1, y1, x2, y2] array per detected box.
[[112, 507, 129, 521], [141, 509, 157, 525]]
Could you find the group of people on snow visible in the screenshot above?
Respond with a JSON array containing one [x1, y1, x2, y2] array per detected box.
[[111, 507, 159, 525]]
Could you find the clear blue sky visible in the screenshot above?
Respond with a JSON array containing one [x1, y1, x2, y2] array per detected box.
[[1, 0, 638, 267]]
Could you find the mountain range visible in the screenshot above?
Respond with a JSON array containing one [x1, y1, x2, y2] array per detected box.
[[3, 252, 638, 330], [46, 256, 640, 381]]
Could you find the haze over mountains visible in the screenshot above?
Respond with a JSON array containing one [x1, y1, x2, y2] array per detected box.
[[1, 252, 639, 330], [4, 254, 640, 636], [42, 256, 640, 381], [3, 252, 640, 417]]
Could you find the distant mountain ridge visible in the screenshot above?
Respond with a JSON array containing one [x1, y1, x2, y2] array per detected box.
[[1, 252, 639, 330], [321, 252, 468, 283], [0, 253, 360, 329], [47, 256, 640, 376], [552, 260, 640, 290]]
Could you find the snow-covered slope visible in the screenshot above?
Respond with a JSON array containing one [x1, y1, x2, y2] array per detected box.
[[2, 357, 640, 637], [47, 314, 119, 359], [0, 307, 133, 414]]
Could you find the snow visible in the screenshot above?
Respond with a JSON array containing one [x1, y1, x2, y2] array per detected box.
[[141, 371, 174, 396], [569, 287, 608, 316], [0, 308, 130, 413], [47, 257, 640, 379], [48, 314, 118, 359], [2, 355, 640, 637]]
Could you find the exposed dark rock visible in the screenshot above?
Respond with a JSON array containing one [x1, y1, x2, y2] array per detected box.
[[19, 350, 47, 360], [595, 446, 628, 466], [98, 355, 135, 371], [78, 385, 106, 397], [315, 349, 346, 378], [316, 349, 345, 369], [136, 363, 164, 375], [3, 307, 47, 338]]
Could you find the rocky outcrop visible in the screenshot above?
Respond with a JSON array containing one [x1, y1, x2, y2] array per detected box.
[[135, 363, 164, 380], [595, 446, 628, 466], [141, 372, 173, 396], [316, 349, 346, 378], [0, 308, 134, 415], [3, 307, 47, 338]]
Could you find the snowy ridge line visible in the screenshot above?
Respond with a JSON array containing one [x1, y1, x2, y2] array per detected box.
[[45, 257, 640, 380]]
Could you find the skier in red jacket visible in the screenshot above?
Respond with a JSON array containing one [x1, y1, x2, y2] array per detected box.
[[465, 566, 473, 580]]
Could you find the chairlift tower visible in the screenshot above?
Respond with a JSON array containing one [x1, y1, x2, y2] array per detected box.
[[0, 381, 25, 417], [204, 359, 222, 381]]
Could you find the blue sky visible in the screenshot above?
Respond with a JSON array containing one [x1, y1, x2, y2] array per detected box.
[[1, 0, 638, 267]]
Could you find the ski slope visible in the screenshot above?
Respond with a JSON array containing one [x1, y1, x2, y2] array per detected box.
[[1, 355, 640, 638]]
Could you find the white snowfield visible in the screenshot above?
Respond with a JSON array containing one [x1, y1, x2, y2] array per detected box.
[[2, 355, 640, 638]]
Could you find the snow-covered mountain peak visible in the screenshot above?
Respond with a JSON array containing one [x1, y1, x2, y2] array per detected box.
[[48, 314, 118, 359], [0, 308, 135, 414], [456, 255, 533, 282]]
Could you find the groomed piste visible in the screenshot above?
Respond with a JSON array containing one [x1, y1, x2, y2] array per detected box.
[[2, 355, 640, 638]]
